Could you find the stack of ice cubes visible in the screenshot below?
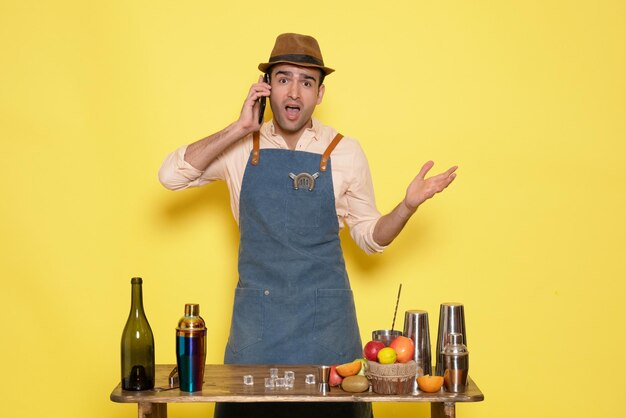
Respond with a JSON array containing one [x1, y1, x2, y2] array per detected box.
[[261, 368, 297, 390]]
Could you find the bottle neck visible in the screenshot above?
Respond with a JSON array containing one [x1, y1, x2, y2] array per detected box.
[[130, 283, 144, 315]]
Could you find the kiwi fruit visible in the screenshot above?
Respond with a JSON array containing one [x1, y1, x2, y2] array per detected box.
[[341, 375, 369, 393]]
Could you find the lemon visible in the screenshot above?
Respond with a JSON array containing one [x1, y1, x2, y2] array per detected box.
[[377, 347, 397, 364]]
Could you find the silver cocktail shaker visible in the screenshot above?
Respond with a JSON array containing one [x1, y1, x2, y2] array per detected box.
[[442, 332, 469, 392], [403, 310, 432, 394], [403, 310, 432, 375]]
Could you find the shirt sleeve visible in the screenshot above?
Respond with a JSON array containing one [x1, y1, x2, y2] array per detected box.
[[158, 145, 225, 191], [344, 142, 388, 254]]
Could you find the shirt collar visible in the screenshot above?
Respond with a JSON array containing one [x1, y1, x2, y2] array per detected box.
[[264, 118, 321, 145]]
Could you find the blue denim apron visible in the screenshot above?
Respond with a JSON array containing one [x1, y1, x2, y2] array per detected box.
[[215, 132, 372, 418]]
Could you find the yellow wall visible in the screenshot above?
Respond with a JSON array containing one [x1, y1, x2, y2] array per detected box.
[[1, 1, 624, 417]]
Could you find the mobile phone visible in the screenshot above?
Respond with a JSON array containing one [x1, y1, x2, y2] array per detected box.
[[258, 73, 270, 125]]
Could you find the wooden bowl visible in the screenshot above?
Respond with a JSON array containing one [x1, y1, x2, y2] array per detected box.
[[366, 360, 417, 395]]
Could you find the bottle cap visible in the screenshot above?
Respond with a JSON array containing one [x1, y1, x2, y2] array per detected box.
[[185, 303, 200, 317], [443, 332, 468, 355], [131, 277, 143, 284], [448, 333, 464, 345], [177, 303, 206, 334]]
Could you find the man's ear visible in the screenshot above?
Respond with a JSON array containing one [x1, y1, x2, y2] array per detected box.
[[316, 84, 325, 105]]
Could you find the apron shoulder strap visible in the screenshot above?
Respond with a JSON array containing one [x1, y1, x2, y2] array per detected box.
[[251, 131, 260, 165], [319, 133, 344, 172], [252, 131, 343, 170]]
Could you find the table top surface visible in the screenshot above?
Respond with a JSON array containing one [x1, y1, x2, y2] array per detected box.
[[110, 364, 484, 404]]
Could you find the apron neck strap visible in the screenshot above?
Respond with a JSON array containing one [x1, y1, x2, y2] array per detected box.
[[251, 131, 344, 171], [252, 131, 260, 165], [320, 133, 344, 172]]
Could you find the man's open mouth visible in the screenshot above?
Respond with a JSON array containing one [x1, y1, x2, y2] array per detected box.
[[285, 105, 301, 119]]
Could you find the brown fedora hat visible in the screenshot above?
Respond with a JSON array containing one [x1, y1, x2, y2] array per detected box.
[[258, 33, 334, 75]]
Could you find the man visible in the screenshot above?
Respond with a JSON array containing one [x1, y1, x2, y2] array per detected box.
[[159, 33, 457, 418]]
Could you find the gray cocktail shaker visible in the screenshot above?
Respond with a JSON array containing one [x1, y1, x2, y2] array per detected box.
[[403, 310, 432, 376], [442, 332, 469, 392], [403, 310, 432, 394]]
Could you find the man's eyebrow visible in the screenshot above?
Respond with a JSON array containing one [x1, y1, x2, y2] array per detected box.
[[275, 70, 293, 77], [275, 70, 318, 83]]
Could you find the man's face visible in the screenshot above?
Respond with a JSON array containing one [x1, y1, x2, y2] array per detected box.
[[269, 64, 325, 139]]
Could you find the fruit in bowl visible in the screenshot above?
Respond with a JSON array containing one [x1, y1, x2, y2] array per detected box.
[[389, 336, 415, 363], [377, 347, 397, 364], [417, 375, 444, 393], [363, 340, 385, 361], [364, 333, 418, 395]]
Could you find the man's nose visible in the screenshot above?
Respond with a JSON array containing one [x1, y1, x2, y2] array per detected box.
[[288, 83, 300, 99]]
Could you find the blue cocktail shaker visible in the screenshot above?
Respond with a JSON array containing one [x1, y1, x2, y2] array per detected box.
[[176, 303, 206, 392]]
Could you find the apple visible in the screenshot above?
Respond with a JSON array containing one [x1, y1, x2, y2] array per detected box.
[[363, 340, 385, 361], [389, 336, 415, 363], [329, 364, 343, 387]]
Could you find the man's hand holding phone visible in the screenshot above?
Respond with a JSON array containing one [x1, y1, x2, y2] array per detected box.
[[258, 73, 270, 124], [183, 75, 271, 171], [238, 74, 271, 134]]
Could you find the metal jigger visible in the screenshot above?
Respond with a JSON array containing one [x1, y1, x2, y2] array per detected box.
[[318, 365, 331, 394]]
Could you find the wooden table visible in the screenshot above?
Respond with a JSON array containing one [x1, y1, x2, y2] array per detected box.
[[110, 364, 484, 418]]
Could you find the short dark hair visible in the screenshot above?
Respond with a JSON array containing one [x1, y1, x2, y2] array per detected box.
[[319, 70, 326, 86]]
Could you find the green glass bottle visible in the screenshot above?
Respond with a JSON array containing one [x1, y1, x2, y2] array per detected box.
[[120, 277, 155, 390]]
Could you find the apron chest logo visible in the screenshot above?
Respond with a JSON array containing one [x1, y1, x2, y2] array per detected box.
[[289, 172, 320, 191]]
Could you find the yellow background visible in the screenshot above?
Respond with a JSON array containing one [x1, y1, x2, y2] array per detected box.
[[1, 1, 624, 417]]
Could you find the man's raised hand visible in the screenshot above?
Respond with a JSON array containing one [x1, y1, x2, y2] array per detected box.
[[403, 161, 458, 212]]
